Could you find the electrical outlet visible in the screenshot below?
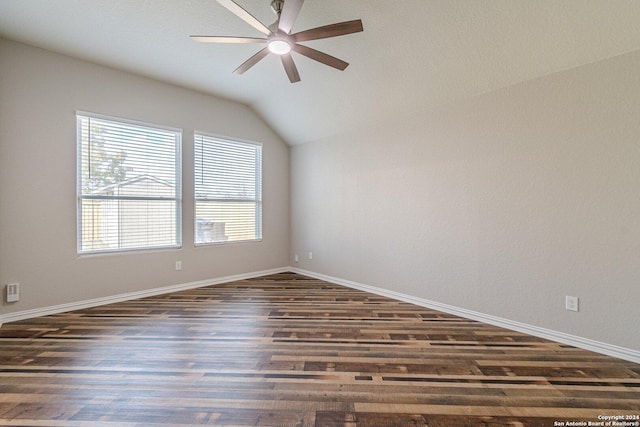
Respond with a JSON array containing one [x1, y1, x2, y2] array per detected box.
[[294, 254, 299, 263], [308, 251, 313, 260], [6, 283, 19, 303], [175, 261, 182, 271], [565, 295, 579, 312]]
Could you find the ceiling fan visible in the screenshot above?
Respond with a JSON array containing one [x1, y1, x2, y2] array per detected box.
[[191, 0, 364, 83]]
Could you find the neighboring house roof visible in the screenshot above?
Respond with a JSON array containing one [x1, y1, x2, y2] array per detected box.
[[91, 175, 175, 195]]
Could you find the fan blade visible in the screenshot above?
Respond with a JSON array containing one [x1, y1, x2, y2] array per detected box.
[[278, 0, 304, 34], [190, 36, 267, 43], [280, 53, 301, 83], [233, 47, 270, 74], [216, 0, 271, 36], [292, 44, 349, 71], [292, 19, 363, 42]]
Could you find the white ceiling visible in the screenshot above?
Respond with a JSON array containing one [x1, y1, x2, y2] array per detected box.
[[2, 0, 640, 145]]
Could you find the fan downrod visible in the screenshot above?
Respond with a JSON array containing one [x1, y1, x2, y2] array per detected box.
[[270, 0, 284, 17]]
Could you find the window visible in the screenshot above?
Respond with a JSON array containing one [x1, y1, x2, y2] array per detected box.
[[194, 133, 262, 245], [77, 112, 182, 254]]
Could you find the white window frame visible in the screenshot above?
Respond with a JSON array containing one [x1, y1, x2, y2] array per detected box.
[[194, 132, 262, 246], [76, 111, 182, 254]]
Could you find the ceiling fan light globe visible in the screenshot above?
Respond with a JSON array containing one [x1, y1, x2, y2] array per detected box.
[[268, 39, 291, 55]]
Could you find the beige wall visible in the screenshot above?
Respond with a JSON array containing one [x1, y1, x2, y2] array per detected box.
[[291, 49, 640, 352], [0, 38, 290, 315]]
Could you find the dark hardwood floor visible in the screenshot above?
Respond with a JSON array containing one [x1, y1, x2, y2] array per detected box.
[[1, 272, 639, 426]]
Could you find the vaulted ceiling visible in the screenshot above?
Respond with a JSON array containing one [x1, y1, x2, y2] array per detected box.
[[2, 0, 640, 145]]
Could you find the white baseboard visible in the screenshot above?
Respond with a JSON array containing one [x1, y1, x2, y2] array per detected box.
[[290, 267, 640, 365], [0, 266, 290, 325]]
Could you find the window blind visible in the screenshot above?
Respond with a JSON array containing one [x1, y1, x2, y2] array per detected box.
[[77, 113, 182, 254], [194, 133, 262, 244]]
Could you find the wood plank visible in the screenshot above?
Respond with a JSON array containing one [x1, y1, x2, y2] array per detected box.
[[1, 272, 639, 426]]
